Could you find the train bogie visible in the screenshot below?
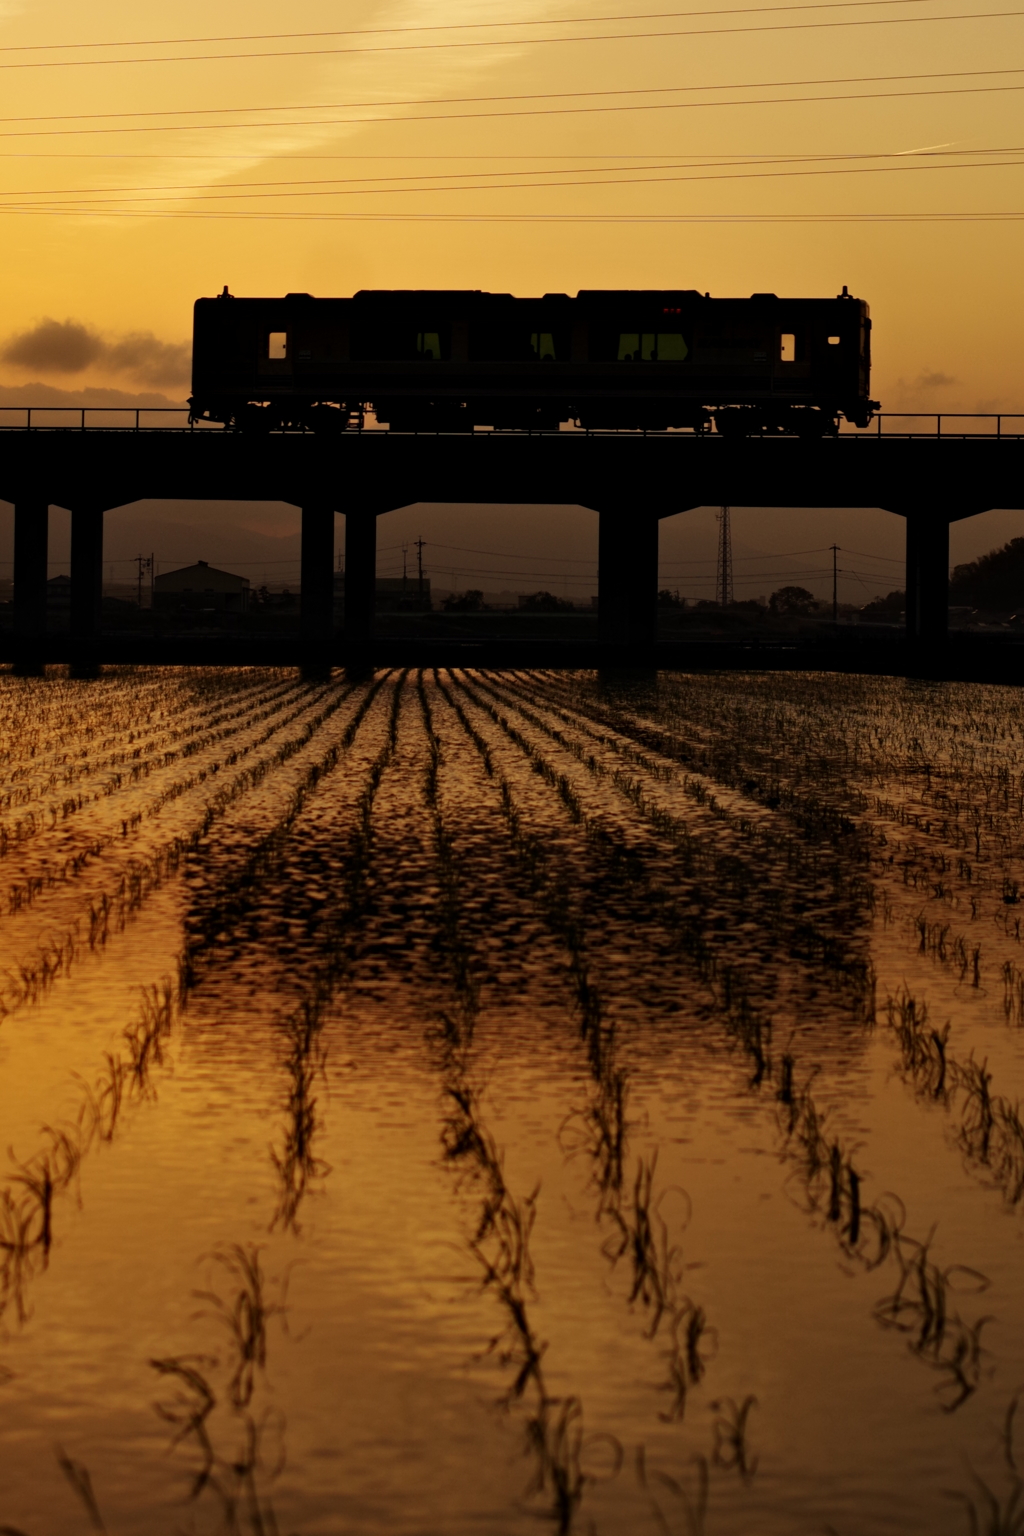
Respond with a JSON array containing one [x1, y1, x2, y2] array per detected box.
[[190, 287, 876, 435]]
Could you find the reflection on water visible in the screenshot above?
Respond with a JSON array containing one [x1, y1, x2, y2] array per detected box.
[[2, 667, 1024, 1531], [150, 1241, 290, 1531]]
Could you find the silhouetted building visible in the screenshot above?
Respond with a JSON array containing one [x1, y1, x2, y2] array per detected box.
[[154, 560, 250, 613], [256, 586, 299, 611], [47, 574, 72, 610]]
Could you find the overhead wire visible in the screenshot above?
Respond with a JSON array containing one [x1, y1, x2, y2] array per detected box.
[[662, 545, 870, 561], [0, 145, 1014, 159], [2, 65, 1024, 141], [1, 207, 1020, 220], [378, 540, 598, 562], [0, 0, 974, 54], [1, 62, 1021, 128], [0, 7, 1021, 70], [834, 545, 906, 561], [4, 152, 1023, 209], [9, 145, 1024, 186], [0, 553, 900, 589], [0, 82, 1022, 143]]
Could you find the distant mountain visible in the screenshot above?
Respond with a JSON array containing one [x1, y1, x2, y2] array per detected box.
[[101, 508, 303, 583], [0, 500, 307, 589], [950, 537, 1024, 611], [0, 382, 187, 410]]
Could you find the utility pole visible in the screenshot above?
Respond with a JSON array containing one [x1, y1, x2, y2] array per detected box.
[[715, 506, 734, 607], [134, 552, 152, 608], [831, 544, 839, 623], [402, 541, 408, 592], [416, 537, 425, 600]]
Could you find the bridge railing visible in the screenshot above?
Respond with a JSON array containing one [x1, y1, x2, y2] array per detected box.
[[841, 414, 1024, 439], [0, 408, 217, 432], [0, 408, 1022, 437]]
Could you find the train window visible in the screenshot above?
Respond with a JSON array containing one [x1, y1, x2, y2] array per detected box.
[[470, 327, 566, 361], [828, 335, 841, 345], [352, 325, 449, 361], [268, 332, 287, 360], [616, 331, 689, 362], [780, 333, 796, 362], [656, 332, 688, 361]]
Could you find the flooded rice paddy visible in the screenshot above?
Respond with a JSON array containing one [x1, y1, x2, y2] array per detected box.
[[2, 665, 1024, 1534]]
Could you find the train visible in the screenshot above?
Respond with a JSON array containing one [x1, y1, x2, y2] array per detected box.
[[189, 287, 876, 436]]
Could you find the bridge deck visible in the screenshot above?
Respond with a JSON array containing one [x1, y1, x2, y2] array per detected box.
[[2, 416, 1022, 664], [2, 423, 1023, 512]]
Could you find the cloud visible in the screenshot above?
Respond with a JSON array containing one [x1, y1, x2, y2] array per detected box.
[[2, 319, 101, 373], [1, 318, 190, 387], [104, 333, 192, 387], [0, 381, 187, 409], [916, 370, 958, 390]]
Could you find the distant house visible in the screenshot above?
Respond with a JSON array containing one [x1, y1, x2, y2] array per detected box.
[[47, 574, 72, 609], [154, 560, 250, 613]]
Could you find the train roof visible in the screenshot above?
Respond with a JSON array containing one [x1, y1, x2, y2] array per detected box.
[[200, 287, 866, 307]]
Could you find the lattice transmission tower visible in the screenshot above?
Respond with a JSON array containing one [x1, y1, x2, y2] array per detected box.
[[716, 505, 734, 607]]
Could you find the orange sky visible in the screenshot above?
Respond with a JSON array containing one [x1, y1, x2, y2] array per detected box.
[[0, 0, 1021, 415]]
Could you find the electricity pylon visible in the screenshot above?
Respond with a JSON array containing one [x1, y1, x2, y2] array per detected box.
[[716, 506, 734, 607]]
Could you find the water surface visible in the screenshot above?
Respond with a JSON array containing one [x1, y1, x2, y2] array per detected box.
[[2, 666, 1023, 1534]]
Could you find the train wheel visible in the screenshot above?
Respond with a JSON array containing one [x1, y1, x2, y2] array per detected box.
[[237, 404, 274, 432], [714, 410, 754, 438], [308, 404, 348, 434], [794, 412, 835, 439]]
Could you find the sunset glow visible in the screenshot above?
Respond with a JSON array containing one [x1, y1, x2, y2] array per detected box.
[[0, 0, 1021, 413]]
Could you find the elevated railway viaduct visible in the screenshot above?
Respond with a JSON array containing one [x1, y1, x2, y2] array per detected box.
[[2, 421, 1022, 664]]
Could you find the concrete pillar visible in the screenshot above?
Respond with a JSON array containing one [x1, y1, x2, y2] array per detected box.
[[70, 506, 104, 644], [344, 510, 377, 653], [300, 503, 335, 650], [13, 501, 48, 642], [905, 511, 949, 647], [598, 508, 659, 648]]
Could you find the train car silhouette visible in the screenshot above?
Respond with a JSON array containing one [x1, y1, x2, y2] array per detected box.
[[190, 287, 875, 436]]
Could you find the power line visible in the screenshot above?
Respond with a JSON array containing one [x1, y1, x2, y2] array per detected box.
[[0, 0, 962, 54], [0, 7, 1018, 71], [378, 539, 598, 562], [1, 63, 1020, 128], [3, 147, 1021, 159], [677, 567, 898, 583], [662, 546, 908, 564], [1, 145, 1022, 161], [0, 79, 1019, 144], [378, 563, 598, 583], [4, 70, 1024, 141], [6, 151, 1024, 208], [385, 542, 902, 566], [3, 67, 1024, 145], [383, 543, 896, 568], [833, 545, 906, 561], [3, 203, 1022, 221], [3, 206, 1021, 221], [662, 546, 846, 562]]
